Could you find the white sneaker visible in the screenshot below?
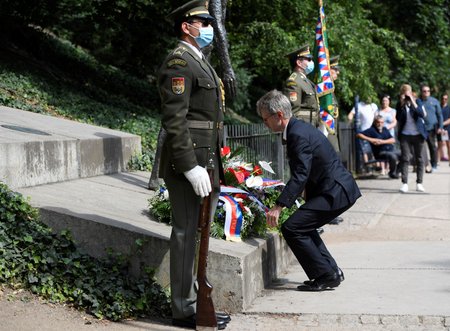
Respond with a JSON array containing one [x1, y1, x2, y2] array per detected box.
[[399, 183, 409, 193], [416, 183, 425, 192]]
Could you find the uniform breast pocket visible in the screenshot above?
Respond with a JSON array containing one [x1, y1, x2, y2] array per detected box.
[[301, 80, 315, 94], [192, 77, 217, 110]]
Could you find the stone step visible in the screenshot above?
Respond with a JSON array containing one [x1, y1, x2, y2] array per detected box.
[[0, 106, 141, 189], [16, 171, 295, 313]]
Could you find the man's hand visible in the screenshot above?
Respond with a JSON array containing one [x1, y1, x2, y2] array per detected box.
[[266, 205, 283, 228], [184, 166, 212, 198]]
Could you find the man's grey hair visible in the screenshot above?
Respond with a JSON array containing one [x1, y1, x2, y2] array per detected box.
[[256, 89, 292, 119]]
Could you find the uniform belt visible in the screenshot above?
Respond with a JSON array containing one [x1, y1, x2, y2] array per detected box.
[[187, 120, 223, 130]]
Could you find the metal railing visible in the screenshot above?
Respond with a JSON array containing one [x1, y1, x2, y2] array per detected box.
[[224, 122, 357, 181], [223, 123, 288, 181]]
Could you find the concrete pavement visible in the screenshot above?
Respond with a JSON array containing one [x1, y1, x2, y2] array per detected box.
[[4, 165, 448, 331], [1, 101, 449, 330]]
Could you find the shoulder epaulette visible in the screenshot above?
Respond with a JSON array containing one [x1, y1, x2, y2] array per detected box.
[[172, 46, 188, 57], [167, 46, 189, 67], [288, 72, 298, 80]]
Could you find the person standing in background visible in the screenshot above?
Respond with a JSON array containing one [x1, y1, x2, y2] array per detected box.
[[378, 95, 397, 140], [396, 84, 427, 193], [348, 98, 379, 163], [327, 55, 342, 153], [283, 44, 319, 127], [419, 84, 443, 172], [327, 55, 344, 225], [437, 93, 450, 165]]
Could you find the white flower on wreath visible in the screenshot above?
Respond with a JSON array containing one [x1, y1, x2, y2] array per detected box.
[[245, 175, 264, 188], [258, 161, 275, 174]]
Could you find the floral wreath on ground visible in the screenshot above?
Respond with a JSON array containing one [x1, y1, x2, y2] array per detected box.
[[148, 146, 298, 241]]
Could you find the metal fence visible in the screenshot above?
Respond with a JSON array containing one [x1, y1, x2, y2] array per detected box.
[[224, 122, 357, 182], [223, 123, 288, 181]]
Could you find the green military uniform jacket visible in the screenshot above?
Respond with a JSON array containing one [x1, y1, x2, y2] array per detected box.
[[283, 71, 319, 126], [158, 42, 224, 187], [327, 91, 340, 152]]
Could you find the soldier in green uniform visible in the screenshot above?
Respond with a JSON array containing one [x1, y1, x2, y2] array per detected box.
[[158, 1, 229, 329], [328, 55, 344, 225], [328, 55, 341, 153], [283, 44, 319, 127]]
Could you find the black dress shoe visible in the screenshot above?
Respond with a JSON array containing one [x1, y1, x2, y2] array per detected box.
[[216, 312, 231, 323], [337, 267, 345, 282], [297, 271, 340, 291], [329, 216, 344, 225], [303, 267, 344, 286], [388, 172, 399, 179], [172, 315, 196, 329], [172, 314, 228, 330]]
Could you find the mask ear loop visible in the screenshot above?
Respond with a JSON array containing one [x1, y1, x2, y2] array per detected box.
[[187, 22, 199, 38]]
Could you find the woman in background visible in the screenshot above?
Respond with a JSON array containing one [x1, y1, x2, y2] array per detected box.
[[378, 95, 397, 140], [396, 84, 427, 193]]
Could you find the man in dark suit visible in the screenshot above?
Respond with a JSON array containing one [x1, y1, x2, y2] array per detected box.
[[158, 1, 228, 329], [256, 90, 361, 291]]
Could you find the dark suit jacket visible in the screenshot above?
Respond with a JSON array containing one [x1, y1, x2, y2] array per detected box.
[[276, 118, 361, 211], [158, 42, 224, 187], [395, 99, 427, 140]]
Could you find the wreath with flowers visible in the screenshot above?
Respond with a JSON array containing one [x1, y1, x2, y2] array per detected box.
[[148, 146, 298, 241]]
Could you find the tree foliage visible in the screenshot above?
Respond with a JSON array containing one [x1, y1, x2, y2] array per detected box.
[[0, 0, 449, 115]]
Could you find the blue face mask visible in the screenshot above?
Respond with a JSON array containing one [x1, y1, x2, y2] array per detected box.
[[305, 61, 315, 75], [190, 25, 214, 49]]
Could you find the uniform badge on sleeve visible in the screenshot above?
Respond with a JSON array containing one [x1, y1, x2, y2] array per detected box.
[[289, 91, 298, 102], [172, 77, 185, 95]]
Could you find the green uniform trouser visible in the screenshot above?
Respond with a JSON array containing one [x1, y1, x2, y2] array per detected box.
[[328, 133, 340, 153], [165, 167, 220, 319]]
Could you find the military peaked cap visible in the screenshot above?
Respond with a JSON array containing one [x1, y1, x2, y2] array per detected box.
[[286, 44, 313, 61], [330, 55, 341, 70], [167, 0, 214, 22]]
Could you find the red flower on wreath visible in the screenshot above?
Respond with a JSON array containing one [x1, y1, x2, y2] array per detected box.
[[221, 146, 231, 157], [253, 165, 263, 176], [227, 168, 246, 184]]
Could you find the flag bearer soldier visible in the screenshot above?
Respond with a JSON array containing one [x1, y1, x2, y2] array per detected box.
[[283, 44, 320, 127], [327, 55, 345, 225]]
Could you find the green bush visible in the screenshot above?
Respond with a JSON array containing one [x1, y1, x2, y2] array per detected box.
[[0, 182, 171, 321]]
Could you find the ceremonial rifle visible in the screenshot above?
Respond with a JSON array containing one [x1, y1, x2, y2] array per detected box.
[[196, 155, 218, 331]]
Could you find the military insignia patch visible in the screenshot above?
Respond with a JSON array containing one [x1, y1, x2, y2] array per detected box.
[[172, 77, 185, 95], [168, 58, 187, 67], [289, 92, 298, 102]]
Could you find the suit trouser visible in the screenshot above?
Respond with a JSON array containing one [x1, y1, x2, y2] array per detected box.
[[165, 172, 220, 319], [327, 132, 340, 153], [281, 203, 352, 280]]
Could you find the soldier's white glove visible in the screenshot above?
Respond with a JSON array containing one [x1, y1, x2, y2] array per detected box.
[[184, 165, 212, 198]]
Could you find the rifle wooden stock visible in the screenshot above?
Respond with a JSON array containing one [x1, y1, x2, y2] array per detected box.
[[196, 166, 218, 330]]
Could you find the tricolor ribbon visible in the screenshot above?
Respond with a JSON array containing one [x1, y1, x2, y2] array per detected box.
[[219, 193, 243, 242]]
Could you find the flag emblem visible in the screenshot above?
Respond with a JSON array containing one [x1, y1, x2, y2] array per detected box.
[[289, 92, 298, 102], [172, 77, 185, 94]]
